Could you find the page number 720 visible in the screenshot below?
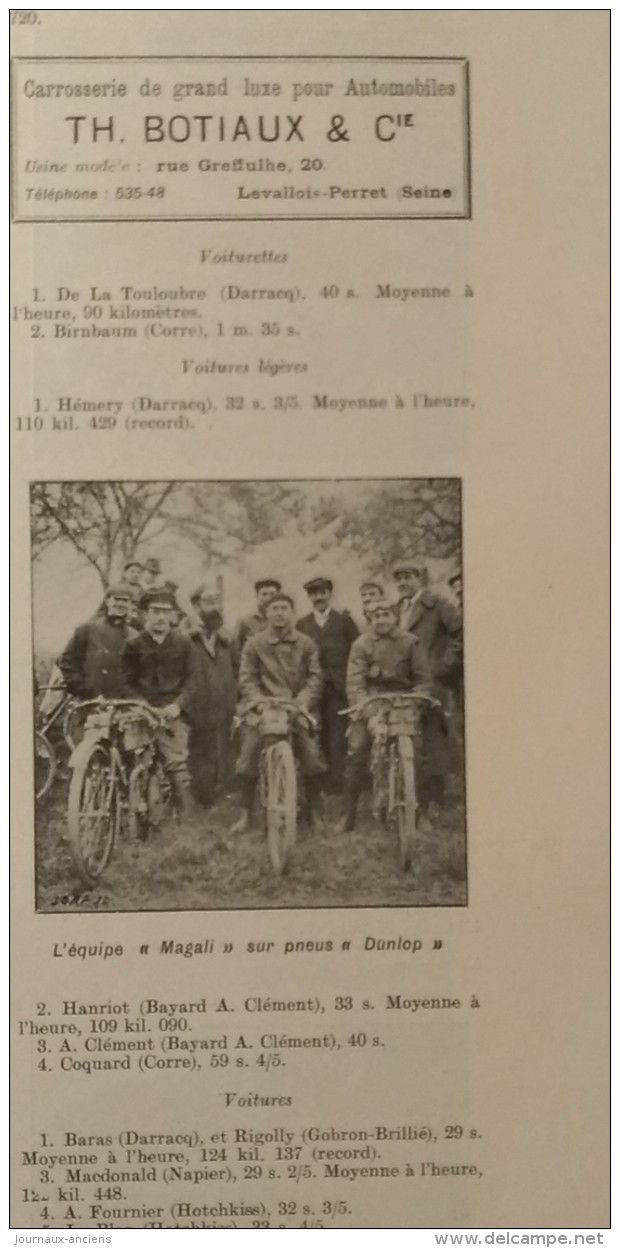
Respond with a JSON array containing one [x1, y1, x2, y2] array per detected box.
[[11, 11, 40, 23]]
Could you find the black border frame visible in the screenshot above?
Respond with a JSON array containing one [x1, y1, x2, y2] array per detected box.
[[30, 474, 468, 915], [11, 55, 471, 223]]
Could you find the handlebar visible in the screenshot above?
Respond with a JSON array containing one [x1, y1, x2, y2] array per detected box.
[[237, 696, 317, 730], [75, 697, 168, 728], [339, 692, 440, 719]]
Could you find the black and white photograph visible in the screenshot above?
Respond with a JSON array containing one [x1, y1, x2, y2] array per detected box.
[[32, 478, 466, 912]]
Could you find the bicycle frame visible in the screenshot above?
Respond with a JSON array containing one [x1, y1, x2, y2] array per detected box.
[[69, 699, 166, 829], [342, 692, 435, 833]]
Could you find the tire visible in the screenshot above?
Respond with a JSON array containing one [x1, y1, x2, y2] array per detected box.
[[35, 732, 56, 801], [371, 735, 388, 823], [147, 765, 172, 831], [395, 735, 417, 871], [67, 740, 119, 885], [129, 762, 173, 839], [265, 741, 297, 876], [63, 700, 85, 751], [128, 763, 150, 840]]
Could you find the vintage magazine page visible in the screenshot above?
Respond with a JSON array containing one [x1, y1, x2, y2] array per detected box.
[[10, 8, 609, 1236]]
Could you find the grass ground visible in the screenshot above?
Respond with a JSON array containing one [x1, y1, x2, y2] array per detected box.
[[35, 769, 467, 913]]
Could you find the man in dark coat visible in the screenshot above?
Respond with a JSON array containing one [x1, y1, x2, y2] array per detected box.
[[336, 600, 431, 831], [360, 579, 386, 628], [122, 587, 200, 813], [231, 577, 281, 673], [297, 576, 359, 792], [392, 557, 463, 809], [232, 593, 325, 833], [186, 586, 237, 808], [59, 582, 135, 701]]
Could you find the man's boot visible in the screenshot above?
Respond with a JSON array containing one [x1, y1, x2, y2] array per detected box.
[[335, 772, 363, 833], [231, 777, 255, 834], [305, 778, 325, 834]]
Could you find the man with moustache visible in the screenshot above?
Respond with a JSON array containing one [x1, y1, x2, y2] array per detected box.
[[59, 582, 136, 701], [232, 592, 325, 833], [337, 599, 431, 832], [186, 584, 237, 808], [122, 586, 200, 815], [392, 556, 463, 810], [297, 576, 358, 792], [231, 576, 282, 673]]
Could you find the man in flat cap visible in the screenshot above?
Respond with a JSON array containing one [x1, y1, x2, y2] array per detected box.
[[392, 556, 463, 810], [121, 558, 144, 626], [231, 577, 282, 674], [122, 587, 200, 814], [360, 580, 386, 628], [233, 592, 325, 833], [447, 568, 463, 612], [186, 585, 237, 808], [141, 557, 163, 592], [297, 576, 358, 792], [123, 558, 143, 589], [337, 599, 432, 832], [59, 582, 137, 701]]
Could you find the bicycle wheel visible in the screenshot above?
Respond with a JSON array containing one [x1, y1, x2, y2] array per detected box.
[[395, 735, 417, 871], [35, 732, 56, 801], [62, 700, 85, 751], [67, 740, 119, 884], [265, 741, 297, 876]]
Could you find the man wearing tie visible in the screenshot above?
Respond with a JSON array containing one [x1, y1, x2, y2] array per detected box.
[[392, 557, 463, 811], [297, 576, 359, 793]]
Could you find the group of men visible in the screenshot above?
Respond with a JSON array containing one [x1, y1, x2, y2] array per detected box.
[[55, 556, 463, 833]]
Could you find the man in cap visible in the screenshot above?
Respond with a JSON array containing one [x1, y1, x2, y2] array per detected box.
[[392, 556, 463, 809], [122, 586, 200, 814], [297, 576, 358, 792], [337, 600, 432, 832], [59, 582, 136, 701], [231, 577, 282, 673], [141, 557, 163, 592], [123, 559, 143, 590], [232, 592, 325, 833], [360, 580, 386, 627], [447, 568, 463, 612], [122, 558, 144, 626], [186, 585, 237, 807], [445, 567, 464, 745]]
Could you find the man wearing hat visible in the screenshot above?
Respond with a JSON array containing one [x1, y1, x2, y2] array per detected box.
[[141, 557, 163, 592], [121, 558, 144, 626], [445, 567, 464, 746], [59, 582, 136, 701], [392, 556, 463, 809], [186, 585, 237, 808], [123, 558, 143, 590], [297, 576, 358, 792], [122, 587, 200, 814], [447, 568, 463, 612], [337, 599, 432, 832], [232, 592, 325, 833], [231, 577, 282, 673], [360, 580, 386, 628]]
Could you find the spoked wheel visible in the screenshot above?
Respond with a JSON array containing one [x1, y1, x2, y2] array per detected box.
[[129, 763, 173, 840], [371, 738, 389, 824], [35, 732, 56, 801], [67, 741, 119, 885], [146, 765, 173, 831], [395, 735, 417, 871], [128, 764, 150, 840], [264, 740, 297, 875], [63, 701, 86, 751]]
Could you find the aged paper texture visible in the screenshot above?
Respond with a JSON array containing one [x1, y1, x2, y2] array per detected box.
[[10, 9, 609, 1232]]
